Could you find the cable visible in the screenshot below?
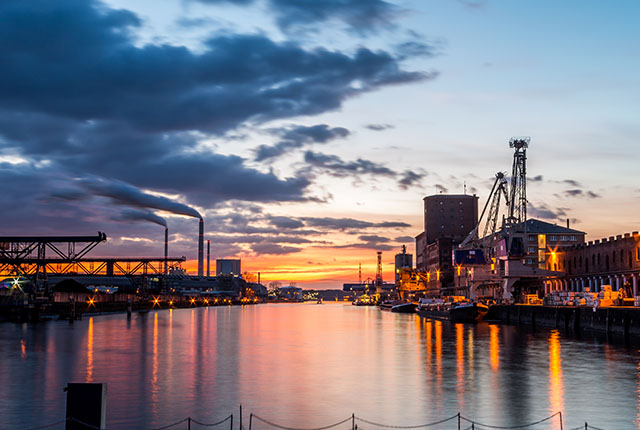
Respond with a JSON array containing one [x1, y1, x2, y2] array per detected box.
[[251, 414, 353, 430], [191, 415, 233, 427], [459, 412, 560, 429], [355, 414, 459, 428]]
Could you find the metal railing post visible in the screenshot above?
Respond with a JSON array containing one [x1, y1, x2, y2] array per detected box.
[[249, 413, 253, 430], [458, 413, 461, 430], [352, 413, 355, 430], [240, 405, 242, 430], [230, 414, 234, 430], [559, 411, 563, 430], [188, 417, 191, 430]]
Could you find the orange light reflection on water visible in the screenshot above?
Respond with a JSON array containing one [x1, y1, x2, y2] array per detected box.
[[456, 324, 465, 408], [86, 317, 94, 383], [151, 312, 159, 414], [490, 324, 499, 371], [548, 330, 564, 416]]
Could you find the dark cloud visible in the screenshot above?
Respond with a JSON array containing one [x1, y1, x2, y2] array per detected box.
[[395, 41, 437, 59], [301, 217, 410, 230], [435, 184, 448, 193], [254, 124, 350, 161], [193, 0, 400, 34], [364, 123, 394, 131], [0, 0, 430, 213], [333, 242, 394, 251], [563, 179, 581, 187], [304, 151, 395, 177], [398, 170, 426, 190], [530, 175, 544, 182], [359, 235, 390, 243], [395, 236, 415, 242], [251, 243, 301, 255], [563, 189, 601, 199], [528, 203, 567, 221]]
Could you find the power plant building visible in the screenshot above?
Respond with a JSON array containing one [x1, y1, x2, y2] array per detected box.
[[216, 259, 241, 276]]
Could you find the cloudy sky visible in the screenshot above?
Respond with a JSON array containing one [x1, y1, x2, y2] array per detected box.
[[1, 0, 639, 288]]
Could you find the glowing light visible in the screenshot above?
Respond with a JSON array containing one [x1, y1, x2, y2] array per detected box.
[[548, 330, 564, 415], [190, 297, 196, 305], [204, 298, 209, 305], [153, 297, 160, 307], [436, 270, 441, 281], [87, 297, 95, 307], [169, 300, 174, 306], [456, 265, 462, 276], [490, 324, 499, 371]]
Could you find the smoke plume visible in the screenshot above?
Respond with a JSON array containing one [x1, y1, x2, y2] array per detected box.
[[118, 208, 168, 227], [82, 177, 202, 219]]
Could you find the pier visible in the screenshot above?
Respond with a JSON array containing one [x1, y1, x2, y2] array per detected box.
[[489, 304, 640, 337]]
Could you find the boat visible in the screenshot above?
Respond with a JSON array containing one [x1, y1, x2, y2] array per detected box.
[[352, 294, 374, 306], [379, 299, 400, 311], [391, 301, 417, 313], [416, 298, 489, 322], [379, 299, 414, 312]]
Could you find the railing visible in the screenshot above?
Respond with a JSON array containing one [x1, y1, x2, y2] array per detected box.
[[19, 411, 615, 430]]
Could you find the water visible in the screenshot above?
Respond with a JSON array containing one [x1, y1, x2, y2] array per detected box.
[[1, 303, 639, 429]]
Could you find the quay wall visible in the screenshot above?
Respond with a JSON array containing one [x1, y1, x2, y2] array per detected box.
[[489, 305, 640, 336]]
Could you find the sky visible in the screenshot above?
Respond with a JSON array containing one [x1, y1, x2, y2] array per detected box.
[[1, 0, 639, 288]]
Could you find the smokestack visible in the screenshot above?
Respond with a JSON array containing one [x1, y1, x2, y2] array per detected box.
[[164, 227, 168, 275], [198, 219, 204, 277], [567, 218, 570, 229], [206, 240, 210, 277]]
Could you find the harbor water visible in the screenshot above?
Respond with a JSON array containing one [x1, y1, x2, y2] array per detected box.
[[1, 303, 639, 429]]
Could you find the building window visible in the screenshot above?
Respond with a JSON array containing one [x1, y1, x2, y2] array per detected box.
[[528, 247, 536, 253], [549, 235, 558, 242], [528, 235, 536, 242], [570, 235, 576, 241], [560, 235, 568, 241]]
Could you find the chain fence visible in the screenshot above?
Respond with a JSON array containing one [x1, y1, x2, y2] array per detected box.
[[18, 411, 614, 430]]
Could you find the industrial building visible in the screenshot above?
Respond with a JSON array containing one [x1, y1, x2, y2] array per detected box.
[[415, 194, 479, 293], [216, 259, 241, 276]]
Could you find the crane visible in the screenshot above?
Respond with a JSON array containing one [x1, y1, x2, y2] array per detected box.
[[458, 171, 509, 255]]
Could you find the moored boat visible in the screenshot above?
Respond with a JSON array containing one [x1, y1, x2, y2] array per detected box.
[[391, 301, 417, 313], [417, 298, 488, 322]]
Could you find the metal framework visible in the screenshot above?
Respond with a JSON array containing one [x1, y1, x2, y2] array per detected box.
[[375, 251, 383, 286], [506, 136, 530, 227], [1, 257, 185, 277], [0, 233, 107, 293], [0, 233, 186, 294]]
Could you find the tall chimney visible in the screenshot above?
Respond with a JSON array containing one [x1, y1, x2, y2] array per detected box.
[[206, 240, 211, 277], [198, 218, 204, 277], [567, 218, 570, 229], [164, 227, 168, 275]]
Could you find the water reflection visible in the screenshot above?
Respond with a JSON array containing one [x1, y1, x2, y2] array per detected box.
[[490, 324, 499, 371], [548, 330, 564, 416], [86, 317, 94, 383], [3, 305, 640, 430]]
